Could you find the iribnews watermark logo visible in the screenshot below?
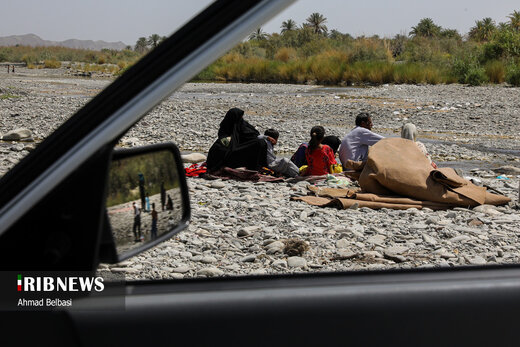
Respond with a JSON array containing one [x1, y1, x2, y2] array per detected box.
[[17, 274, 104, 292], [16, 274, 105, 308]]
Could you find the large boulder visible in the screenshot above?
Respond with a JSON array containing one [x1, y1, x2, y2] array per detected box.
[[181, 153, 206, 163], [2, 128, 32, 141]]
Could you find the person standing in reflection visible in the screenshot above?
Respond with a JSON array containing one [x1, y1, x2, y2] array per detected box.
[[132, 202, 142, 242], [166, 194, 173, 210], [160, 181, 166, 211], [145, 194, 150, 212], [138, 173, 146, 211], [150, 203, 158, 240]]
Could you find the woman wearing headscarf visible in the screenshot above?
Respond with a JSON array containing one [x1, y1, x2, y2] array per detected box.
[[206, 108, 267, 171], [401, 123, 437, 169]]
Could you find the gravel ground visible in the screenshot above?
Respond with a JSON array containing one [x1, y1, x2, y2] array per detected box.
[[1, 68, 519, 280]]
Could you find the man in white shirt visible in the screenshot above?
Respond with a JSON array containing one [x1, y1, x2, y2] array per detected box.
[[339, 113, 384, 167]]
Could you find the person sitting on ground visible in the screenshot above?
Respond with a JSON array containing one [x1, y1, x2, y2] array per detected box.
[[258, 129, 299, 177], [401, 122, 437, 169], [291, 135, 341, 168], [302, 126, 338, 176], [206, 107, 267, 172], [339, 112, 384, 167]]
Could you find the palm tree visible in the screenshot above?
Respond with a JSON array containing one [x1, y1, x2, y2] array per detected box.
[[249, 27, 267, 40], [305, 13, 328, 35], [281, 19, 297, 34], [134, 37, 148, 53], [440, 28, 461, 40], [508, 10, 520, 31], [147, 34, 162, 48], [469, 18, 496, 42], [497, 22, 511, 31], [409, 18, 441, 38]]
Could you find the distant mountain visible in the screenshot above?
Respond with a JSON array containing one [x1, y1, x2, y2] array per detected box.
[[0, 34, 128, 51]]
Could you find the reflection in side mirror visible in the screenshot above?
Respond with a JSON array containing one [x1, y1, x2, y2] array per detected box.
[[106, 144, 189, 260]]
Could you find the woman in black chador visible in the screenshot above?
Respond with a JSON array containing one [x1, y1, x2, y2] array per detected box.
[[206, 108, 267, 171]]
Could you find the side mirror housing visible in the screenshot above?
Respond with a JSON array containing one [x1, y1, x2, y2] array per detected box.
[[100, 143, 190, 263]]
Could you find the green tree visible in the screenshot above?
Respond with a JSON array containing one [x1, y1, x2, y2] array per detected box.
[[391, 34, 408, 57], [497, 22, 511, 31], [469, 18, 496, 42], [134, 37, 148, 53], [328, 29, 352, 42], [305, 12, 328, 35], [249, 28, 268, 41], [281, 19, 297, 34], [147, 34, 162, 48], [295, 26, 319, 47], [440, 28, 461, 40], [508, 10, 520, 31], [409, 18, 441, 38]]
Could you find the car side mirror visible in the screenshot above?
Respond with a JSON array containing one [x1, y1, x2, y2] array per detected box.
[[103, 143, 190, 263]]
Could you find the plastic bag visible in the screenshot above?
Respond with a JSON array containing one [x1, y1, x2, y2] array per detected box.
[[330, 164, 343, 173], [326, 174, 351, 187]]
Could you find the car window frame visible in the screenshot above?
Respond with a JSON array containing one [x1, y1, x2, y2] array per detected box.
[[0, 0, 296, 237]]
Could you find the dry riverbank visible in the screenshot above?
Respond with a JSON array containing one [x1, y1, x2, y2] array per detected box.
[[1, 68, 519, 279]]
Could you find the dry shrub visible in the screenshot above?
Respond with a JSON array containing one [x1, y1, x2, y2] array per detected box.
[[274, 47, 296, 62], [222, 52, 242, 64], [485, 60, 506, 83], [423, 66, 442, 84], [43, 59, 61, 69], [308, 50, 348, 84], [350, 37, 391, 62], [278, 61, 308, 83]]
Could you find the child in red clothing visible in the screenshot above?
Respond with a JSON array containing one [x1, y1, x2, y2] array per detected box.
[[304, 126, 337, 176]]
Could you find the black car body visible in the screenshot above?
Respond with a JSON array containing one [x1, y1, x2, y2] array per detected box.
[[1, 1, 519, 345]]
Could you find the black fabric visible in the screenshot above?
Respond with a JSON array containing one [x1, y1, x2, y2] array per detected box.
[[322, 136, 341, 154], [218, 107, 244, 138], [207, 108, 267, 171]]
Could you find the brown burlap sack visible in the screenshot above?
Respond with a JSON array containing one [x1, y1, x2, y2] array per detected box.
[[358, 138, 510, 207]]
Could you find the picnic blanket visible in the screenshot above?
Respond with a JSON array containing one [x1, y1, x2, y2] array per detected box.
[[203, 167, 284, 183], [292, 138, 511, 210]]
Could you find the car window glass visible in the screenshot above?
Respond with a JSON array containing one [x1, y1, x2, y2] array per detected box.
[[1, 1, 519, 280], [0, 0, 213, 176]]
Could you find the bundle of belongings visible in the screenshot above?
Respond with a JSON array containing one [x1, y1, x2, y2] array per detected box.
[[292, 138, 511, 210]]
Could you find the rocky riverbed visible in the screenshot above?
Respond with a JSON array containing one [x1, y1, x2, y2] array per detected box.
[[1, 68, 519, 280]]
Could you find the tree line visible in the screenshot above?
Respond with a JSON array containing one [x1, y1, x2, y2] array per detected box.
[[193, 11, 520, 86], [133, 34, 168, 54], [1, 11, 519, 85]]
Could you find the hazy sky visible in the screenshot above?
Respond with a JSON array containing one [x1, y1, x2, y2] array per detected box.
[[1, 0, 518, 45]]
